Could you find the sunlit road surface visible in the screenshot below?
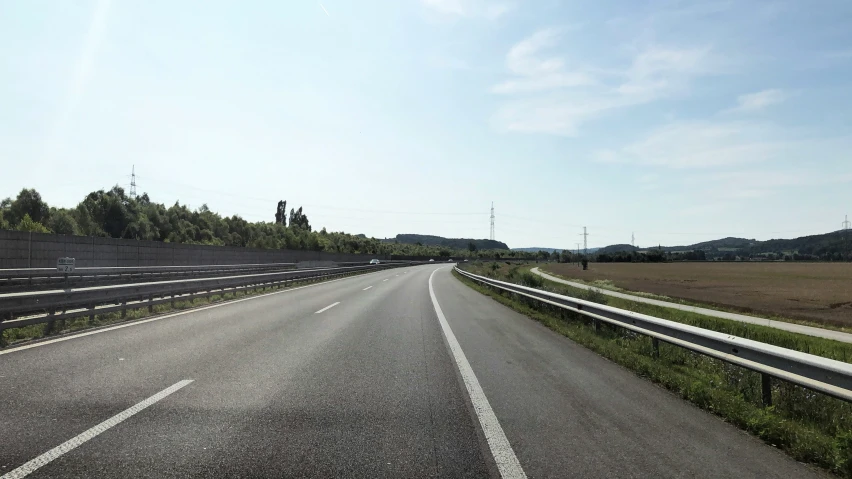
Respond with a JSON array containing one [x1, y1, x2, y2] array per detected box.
[[0, 266, 824, 478]]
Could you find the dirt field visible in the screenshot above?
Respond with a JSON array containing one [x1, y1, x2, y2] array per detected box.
[[541, 262, 852, 326]]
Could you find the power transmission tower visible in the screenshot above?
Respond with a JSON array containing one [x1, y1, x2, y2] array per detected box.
[[844, 214, 851, 261], [576, 243, 581, 266], [490, 202, 495, 241], [130, 165, 137, 199], [631, 232, 635, 249], [578, 227, 588, 255]]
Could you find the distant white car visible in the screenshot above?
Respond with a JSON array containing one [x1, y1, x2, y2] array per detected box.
[[429, 259, 435, 262], [369, 259, 380, 265]]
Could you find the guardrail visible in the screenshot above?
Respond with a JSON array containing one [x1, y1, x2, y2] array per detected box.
[[0, 262, 316, 293], [0, 262, 299, 279], [0, 262, 421, 340], [455, 267, 852, 404]]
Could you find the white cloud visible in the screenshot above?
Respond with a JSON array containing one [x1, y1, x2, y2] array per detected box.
[[595, 120, 782, 168], [493, 94, 631, 136], [594, 118, 852, 197], [617, 46, 712, 100], [491, 29, 715, 135], [688, 168, 852, 201], [728, 89, 786, 112], [421, 0, 514, 19], [485, 4, 512, 20], [491, 29, 595, 94]]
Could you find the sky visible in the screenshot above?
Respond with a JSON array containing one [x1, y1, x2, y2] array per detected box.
[[2, 0, 852, 249]]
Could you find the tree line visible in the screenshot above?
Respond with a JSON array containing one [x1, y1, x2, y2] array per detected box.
[[0, 187, 553, 260]]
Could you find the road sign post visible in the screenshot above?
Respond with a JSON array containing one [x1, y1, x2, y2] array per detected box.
[[57, 257, 76, 274]]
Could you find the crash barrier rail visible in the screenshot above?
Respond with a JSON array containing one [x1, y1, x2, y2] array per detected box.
[[0, 262, 421, 339], [454, 267, 852, 405], [0, 262, 304, 292], [0, 262, 299, 279]]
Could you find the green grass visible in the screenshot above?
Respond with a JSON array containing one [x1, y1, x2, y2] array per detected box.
[[1, 272, 362, 347], [457, 262, 852, 477]]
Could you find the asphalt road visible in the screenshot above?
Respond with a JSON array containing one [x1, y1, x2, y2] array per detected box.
[[0, 265, 827, 478]]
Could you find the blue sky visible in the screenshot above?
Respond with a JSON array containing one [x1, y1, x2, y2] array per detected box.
[[2, 0, 851, 249]]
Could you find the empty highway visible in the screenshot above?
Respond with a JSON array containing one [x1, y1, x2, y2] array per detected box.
[[0, 265, 825, 478]]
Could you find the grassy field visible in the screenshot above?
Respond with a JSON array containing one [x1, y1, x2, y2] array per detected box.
[[457, 261, 852, 476], [542, 262, 852, 327]]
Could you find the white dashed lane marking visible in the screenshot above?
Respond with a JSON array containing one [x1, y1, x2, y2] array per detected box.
[[314, 302, 340, 314]]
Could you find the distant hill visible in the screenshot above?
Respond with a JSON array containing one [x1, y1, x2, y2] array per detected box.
[[513, 246, 600, 254], [688, 237, 755, 250], [595, 244, 637, 254], [596, 231, 850, 260], [748, 231, 847, 256], [512, 247, 561, 253], [387, 234, 509, 250]]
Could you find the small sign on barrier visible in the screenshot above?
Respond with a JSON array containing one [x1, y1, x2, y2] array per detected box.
[[57, 257, 76, 273]]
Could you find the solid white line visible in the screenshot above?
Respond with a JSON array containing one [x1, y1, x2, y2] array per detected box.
[[0, 269, 387, 356], [1, 380, 193, 479], [428, 268, 526, 479], [314, 302, 340, 314], [363, 286, 373, 291]]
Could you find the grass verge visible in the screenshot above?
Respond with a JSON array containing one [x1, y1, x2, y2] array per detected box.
[[456, 262, 852, 477], [1, 271, 365, 348]]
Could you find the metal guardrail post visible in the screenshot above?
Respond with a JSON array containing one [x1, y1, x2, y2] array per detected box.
[[652, 338, 660, 358], [762, 373, 772, 407], [148, 295, 153, 313], [45, 308, 56, 335]]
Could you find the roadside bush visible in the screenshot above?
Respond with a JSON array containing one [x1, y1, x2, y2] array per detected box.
[[519, 271, 545, 288], [583, 288, 609, 305]]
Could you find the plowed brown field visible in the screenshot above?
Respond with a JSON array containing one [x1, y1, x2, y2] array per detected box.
[[541, 262, 852, 326]]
